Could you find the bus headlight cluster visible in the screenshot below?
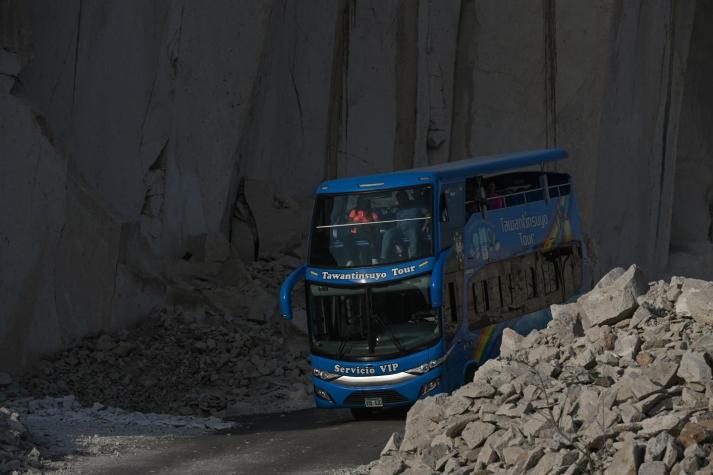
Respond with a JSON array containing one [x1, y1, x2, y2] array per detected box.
[[406, 356, 445, 375], [313, 368, 340, 381]]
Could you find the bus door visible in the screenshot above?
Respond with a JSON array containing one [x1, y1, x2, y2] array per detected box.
[[441, 252, 468, 392], [439, 181, 465, 250]]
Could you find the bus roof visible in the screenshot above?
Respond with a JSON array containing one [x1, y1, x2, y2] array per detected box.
[[316, 148, 568, 194]]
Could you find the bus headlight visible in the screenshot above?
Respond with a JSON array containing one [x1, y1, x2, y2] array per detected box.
[[406, 356, 445, 375], [420, 377, 441, 396], [313, 368, 340, 381], [314, 386, 334, 402]]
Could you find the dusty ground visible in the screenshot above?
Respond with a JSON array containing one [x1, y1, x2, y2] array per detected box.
[[41, 408, 405, 475]]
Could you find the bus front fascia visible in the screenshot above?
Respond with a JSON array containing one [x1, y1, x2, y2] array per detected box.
[[280, 250, 453, 321]]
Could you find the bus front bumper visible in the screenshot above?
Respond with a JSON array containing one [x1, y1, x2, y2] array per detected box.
[[311, 367, 444, 409]]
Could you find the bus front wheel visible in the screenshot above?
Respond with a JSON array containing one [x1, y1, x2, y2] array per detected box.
[[350, 408, 376, 420]]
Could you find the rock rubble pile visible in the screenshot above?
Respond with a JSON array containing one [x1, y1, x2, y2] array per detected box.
[[361, 265, 713, 475], [19, 249, 312, 418], [1, 401, 41, 475]]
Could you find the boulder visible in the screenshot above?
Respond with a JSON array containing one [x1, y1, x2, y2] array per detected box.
[[596, 267, 627, 289], [500, 328, 524, 358], [578, 264, 648, 328], [645, 431, 675, 462], [675, 279, 713, 325], [604, 439, 643, 475], [380, 432, 403, 456], [637, 461, 667, 475], [677, 351, 713, 384], [549, 303, 585, 340], [460, 421, 495, 449], [614, 333, 642, 359]]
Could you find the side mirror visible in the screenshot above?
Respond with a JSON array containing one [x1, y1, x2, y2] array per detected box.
[[280, 265, 306, 320], [430, 248, 452, 308]]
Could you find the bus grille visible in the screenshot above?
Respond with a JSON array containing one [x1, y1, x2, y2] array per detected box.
[[344, 389, 408, 406]]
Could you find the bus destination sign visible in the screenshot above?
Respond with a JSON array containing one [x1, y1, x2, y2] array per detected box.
[[306, 259, 433, 284]]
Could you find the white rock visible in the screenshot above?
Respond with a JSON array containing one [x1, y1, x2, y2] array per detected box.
[[596, 267, 627, 289], [380, 432, 402, 456], [677, 351, 713, 384], [637, 461, 667, 475], [644, 433, 672, 464], [460, 421, 495, 449], [457, 383, 496, 399], [604, 439, 643, 475], [614, 334, 642, 359], [578, 264, 648, 328], [675, 279, 713, 325], [638, 413, 683, 437], [500, 328, 524, 358]]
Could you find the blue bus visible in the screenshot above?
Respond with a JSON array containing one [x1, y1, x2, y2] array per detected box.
[[280, 149, 586, 418]]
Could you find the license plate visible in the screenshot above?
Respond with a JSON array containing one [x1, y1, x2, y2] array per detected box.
[[365, 397, 383, 408]]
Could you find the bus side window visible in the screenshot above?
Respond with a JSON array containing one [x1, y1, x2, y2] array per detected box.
[[468, 244, 583, 330], [440, 192, 448, 222], [527, 265, 538, 298], [542, 258, 559, 295], [510, 270, 526, 310], [499, 274, 513, 309], [444, 258, 464, 341], [448, 282, 458, 323], [478, 280, 489, 311], [487, 276, 501, 312], [469, 281, 487, 329]]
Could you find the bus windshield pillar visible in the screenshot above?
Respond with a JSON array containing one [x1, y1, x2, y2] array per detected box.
[[280, 265, 305, 320], [430, 248, 452, 308]]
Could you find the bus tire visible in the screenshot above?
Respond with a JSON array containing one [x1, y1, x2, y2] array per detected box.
[[350, 408, 374, 420], [464, 364, 478, 385]]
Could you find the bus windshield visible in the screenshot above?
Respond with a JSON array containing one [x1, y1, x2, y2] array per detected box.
[[310, 185, 433, 268], [307, 275, 439, 359]]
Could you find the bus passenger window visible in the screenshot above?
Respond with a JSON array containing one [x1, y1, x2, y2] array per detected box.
[[542, 260, 559, 295], [499, 274, 513, 308], [487, 276, 501, 311], [480, 280, 489, 311], [448, 282, 459, 323], [528, 266, 538, 298]]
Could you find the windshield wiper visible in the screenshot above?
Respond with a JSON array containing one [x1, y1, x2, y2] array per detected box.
[[371, 313, 408, 355], [336, 339, 351, 360]]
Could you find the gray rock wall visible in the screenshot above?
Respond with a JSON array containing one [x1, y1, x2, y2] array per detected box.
[[672, 1, 713, 247], [0, 0, 706, 371]]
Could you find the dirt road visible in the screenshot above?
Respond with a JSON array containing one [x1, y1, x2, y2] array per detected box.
[[47, 408, 405, 474]]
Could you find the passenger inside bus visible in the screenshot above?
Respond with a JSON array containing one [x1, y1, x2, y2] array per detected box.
[[380, 190, 431, 261], [486, 182, 505, 209]]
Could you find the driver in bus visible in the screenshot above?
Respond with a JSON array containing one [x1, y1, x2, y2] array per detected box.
[[380, 190, 430, 261], [344, 196, 380, 265]]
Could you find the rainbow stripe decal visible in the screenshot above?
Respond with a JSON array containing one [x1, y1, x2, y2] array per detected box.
[[541, 195, 573, 252], [472, 324, 501, 363]]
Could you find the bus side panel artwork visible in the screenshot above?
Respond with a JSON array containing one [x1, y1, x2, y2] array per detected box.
[[464, 194, 582, 265], [467, 308, 553, 367], [460, 186, 585, 376]]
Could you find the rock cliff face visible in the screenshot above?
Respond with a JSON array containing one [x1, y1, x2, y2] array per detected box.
[[0, 1, 711, 370]]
